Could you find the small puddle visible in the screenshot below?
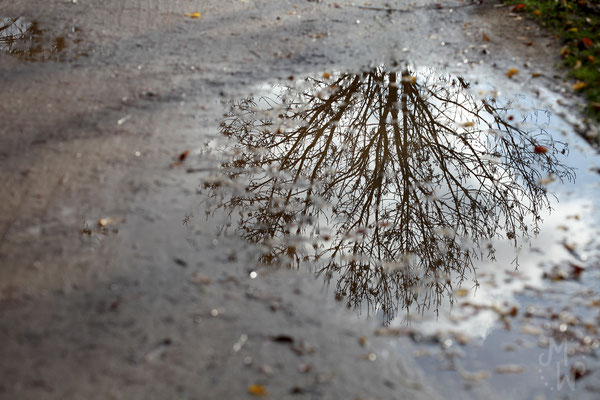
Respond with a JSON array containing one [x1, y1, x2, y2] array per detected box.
[[0, 17, 82, 62], [189, 65, 600, 397]]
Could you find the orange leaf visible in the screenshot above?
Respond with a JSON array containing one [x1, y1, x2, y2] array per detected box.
[[323, 72, 331, 79], [534, 145, 548, 154], [506, 68, 519, 78], [482, 33, 491, 42], [581, 38, 594, 49], [512, 4, 526, 11], [573, 81, 587, 91], [248, 385, 267, 396]]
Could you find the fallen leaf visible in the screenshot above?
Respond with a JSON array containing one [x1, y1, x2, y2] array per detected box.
[[506, 68, 519, 78], [359, 336, 368, 347], [568, 27, 578, 33], [571, 363, 590, 380], [482, 33, 491, 42], [533, 9, 542, 15], [174, 257, 187, 267], [531, 72, 543, 78], [580, 38, 594, 49], [511, 4, 526, 11], [570, 263, 585, 279], [459, 369, 490, 381], [190, 272, 211, 284], [323, 72, 331, 79], [573, 81, 587, 91], [272, 334, 294, 343], [178, 150, 190, 161], [534, 145, 548, 154], [248, 384, 267, 396], [461, 121, 475, 128], [521, 324, 543, 336], [184, 12, 202, 18], [454, 288, 469, 297], [495, 364, 525, 374]]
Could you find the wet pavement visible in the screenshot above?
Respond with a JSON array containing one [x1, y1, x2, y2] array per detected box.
[[1, 0, 599, 399]]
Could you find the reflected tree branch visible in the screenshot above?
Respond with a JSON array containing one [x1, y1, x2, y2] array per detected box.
[[199, 66, 575, 323]]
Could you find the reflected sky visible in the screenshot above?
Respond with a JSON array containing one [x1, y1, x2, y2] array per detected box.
[[197, 65, 577, 324]]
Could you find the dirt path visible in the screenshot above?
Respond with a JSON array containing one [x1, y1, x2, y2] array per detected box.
[[0, 1, 593, 398]]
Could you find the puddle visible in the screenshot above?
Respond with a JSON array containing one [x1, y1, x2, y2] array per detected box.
[[0, 17, 82, 62], [189, 65, 600, 397]]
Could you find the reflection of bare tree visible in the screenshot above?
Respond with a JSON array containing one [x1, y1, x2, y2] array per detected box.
[[200, 66, 574, 322], [0, 17, 65, 61]]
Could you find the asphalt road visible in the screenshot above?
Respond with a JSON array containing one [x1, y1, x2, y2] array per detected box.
[[0, 0, 590, 398]]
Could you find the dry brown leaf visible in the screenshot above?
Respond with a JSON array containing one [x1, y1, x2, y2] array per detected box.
[[178, 150, 190, 161], [506, 68, 519, 78]]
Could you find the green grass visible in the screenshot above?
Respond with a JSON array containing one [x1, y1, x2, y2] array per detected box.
[[503, 0, 600, 121]]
